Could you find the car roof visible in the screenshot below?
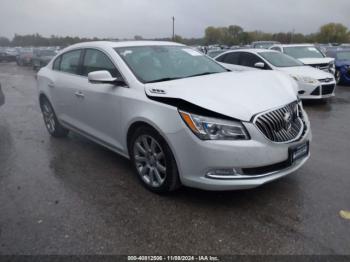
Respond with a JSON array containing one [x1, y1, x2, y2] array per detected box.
[[64, 41, 184, 50], [272, 44, 316, 47], [218, 49, 277, 55]]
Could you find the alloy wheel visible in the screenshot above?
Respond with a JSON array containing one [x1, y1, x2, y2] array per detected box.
[[42, 102, 56, 133], [133, 135, 167, 188]]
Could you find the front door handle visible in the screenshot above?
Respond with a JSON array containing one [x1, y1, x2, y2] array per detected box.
[[74, 91, 85, 98], [48, 82, 55, 88]]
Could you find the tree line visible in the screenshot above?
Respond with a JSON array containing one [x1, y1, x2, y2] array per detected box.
[[203, 23, 350, 46], [0, 23, 349, 47]]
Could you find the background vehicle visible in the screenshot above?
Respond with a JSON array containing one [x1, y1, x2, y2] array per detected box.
[[16, 48, 34, 66], [326, 48, 350, 85], [215, 49, 336, 99], [270, 44, 335, 75], [0, 83, 5, 107], [252, 41, 281, 49], [0, 51, 16, 62], [32, 48, 57, 70], [37, 41, 310, 193]]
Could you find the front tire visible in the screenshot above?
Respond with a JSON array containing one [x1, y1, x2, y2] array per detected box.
[[129, 126, 181, 193], [40, 97, 69, 138], [335, 70, 342, 85]]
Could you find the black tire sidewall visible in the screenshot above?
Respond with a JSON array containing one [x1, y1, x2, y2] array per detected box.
[[129, 126, 181, 193], [336, 70, 342, 85]]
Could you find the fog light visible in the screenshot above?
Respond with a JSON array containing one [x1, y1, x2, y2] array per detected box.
[[206, 168, 241, 179]]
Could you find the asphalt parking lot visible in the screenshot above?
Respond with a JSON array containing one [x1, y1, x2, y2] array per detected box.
[[0, 62, 349, 255]]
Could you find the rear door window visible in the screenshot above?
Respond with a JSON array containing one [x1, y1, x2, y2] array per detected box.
[[60, 50, 82, 75]]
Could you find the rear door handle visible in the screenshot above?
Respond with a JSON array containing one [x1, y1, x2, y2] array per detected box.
[[48, 82, 55, 88], [74, 91, 85, 98]]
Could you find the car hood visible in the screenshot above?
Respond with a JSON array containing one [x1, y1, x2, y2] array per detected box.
[[298, 57, 334, 65], [278, 66, 334, 79], [145, 71, 298, 121]]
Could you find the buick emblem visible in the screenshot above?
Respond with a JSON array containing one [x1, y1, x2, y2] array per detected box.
[[283, 112, 292, 131]]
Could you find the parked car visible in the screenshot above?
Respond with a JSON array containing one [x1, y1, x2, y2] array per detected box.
[[32, 49, 57, 70], [0, 83, 4, 107], [251, 41, 281, 49], [326, 48, 350, 85], [215, 49, 336, 100], [270, 44, 335, 75], [16, 49, 34, 66], [0, 51, 16, 62], [37, 41, 311, 193]]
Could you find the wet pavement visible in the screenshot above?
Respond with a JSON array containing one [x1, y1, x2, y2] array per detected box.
[[0, 62, 349, 255]]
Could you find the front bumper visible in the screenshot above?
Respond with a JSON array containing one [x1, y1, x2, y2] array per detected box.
[[166, 112, 311, 191], [298, 81, 336, 99]]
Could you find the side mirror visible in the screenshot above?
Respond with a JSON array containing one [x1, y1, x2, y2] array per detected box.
[[88, 70, 125, 86], [254, 62, 265, 69]]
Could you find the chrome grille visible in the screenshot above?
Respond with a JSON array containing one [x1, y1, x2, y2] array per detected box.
[[254, 102, 304, 143]]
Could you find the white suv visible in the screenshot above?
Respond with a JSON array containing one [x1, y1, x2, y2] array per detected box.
[[37, 41, 311, 193]]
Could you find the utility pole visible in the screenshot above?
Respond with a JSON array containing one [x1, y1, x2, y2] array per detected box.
[[172, 16, 175, 41]]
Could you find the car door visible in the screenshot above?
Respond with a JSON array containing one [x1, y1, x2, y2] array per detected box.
[[51, 49, 85, 129], [77, 48, 124, 151]]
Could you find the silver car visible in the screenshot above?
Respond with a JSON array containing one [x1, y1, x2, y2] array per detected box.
[[37, 41, 311, 193]]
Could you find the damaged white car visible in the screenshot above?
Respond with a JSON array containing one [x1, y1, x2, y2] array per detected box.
[[37, 41, 311, 193]]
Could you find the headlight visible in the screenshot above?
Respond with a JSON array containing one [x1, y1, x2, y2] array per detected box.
[[179, 111, 249, 140], [291, 75, 318, 84], [329, 62, 335, 69]]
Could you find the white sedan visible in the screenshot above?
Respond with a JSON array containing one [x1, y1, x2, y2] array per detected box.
[[215, 49, 336, 100], [270, 44, 335, 75], [37, 41, 311, 193]]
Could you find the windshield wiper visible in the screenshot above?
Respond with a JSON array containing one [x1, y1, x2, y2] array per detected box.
[[146, 77, 181, 83], [185, 72, 219, 78]]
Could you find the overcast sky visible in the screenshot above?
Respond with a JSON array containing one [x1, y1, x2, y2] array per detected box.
[[0, 0, 349, 39]]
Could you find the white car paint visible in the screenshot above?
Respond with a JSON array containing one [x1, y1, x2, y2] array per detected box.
[[216, 49, 336, 99], [37, 41, 311, 192]]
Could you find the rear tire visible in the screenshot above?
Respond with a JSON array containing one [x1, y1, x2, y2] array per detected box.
[[40, 97, 69, 138], [129, 126, 181, 193]]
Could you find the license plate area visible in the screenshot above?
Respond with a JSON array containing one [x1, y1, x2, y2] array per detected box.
[[289, 141, 309, 163]]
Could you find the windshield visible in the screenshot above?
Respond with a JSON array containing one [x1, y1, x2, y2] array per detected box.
[[284, 46, 324, 59], [336, 51, 350, 60], [115, 46, 226, 83], [259, 52, 304, 67]]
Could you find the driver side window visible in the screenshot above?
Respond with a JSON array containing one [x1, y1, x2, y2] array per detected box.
[[239, 52, 268, 69], [82, 49, 121, 78]]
